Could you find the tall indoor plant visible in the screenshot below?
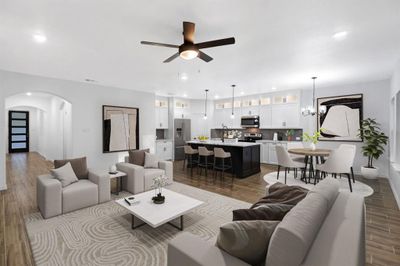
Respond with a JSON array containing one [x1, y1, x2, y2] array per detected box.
[[358, 118, 388, 179]]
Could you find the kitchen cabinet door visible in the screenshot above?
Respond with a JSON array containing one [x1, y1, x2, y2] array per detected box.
[[259, 106, 272, 128], [156, 107, 169, 129], [271, 104, 299, 128]]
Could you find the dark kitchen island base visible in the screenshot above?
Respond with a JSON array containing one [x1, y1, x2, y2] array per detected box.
[[187, 141, 260, 179]]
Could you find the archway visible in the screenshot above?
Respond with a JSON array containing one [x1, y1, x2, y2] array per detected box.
[[5, 92, 72, 160]]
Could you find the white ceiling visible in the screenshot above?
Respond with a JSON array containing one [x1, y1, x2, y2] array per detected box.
[[1, 0, 400, 99]]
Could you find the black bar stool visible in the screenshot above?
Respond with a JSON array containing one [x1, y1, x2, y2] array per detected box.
[[183, 145, 199, 176], [213, 147, 233, 183], [198, 146, 214, 178]]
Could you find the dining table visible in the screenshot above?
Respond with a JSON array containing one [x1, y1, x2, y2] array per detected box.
[[288, 148, 332, 184]]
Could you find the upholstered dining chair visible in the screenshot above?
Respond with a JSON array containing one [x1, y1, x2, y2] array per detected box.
[[183, 145, 199, 176], [315, 144, 356, 192], [286, 141, 305, 163], [276, 145, 306, 184]]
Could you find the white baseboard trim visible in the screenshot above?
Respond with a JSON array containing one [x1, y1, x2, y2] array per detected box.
[[389, 163, 400, 209], [0, 184, 7, 191]]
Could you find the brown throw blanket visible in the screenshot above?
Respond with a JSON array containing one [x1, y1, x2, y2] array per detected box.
[[232, 182, 309, 222], [251, 182, 309, 209]]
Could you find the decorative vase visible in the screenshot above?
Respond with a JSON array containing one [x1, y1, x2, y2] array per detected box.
[[361, 166, 379, 179], [152, 192, 165, 204], [310, 143, 316, 150], [109, 164, 117, 174]]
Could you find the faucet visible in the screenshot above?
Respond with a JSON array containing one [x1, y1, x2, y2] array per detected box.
[[221, 124, 228, 143]]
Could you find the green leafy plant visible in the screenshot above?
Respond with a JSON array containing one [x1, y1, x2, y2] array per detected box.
[[303, 129, 323, 144], [286, 129, 295, 137], [358, 118, 388, 168]]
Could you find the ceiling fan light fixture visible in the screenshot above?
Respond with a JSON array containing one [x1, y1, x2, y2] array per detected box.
[[179, 49, 199, 60]]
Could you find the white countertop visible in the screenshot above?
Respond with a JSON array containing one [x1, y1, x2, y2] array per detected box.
[[156, 139, 173, 142], [256, 140, 302, 144], [187, 140, 260, 147]]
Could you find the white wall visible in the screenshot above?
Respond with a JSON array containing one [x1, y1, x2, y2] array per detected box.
[[301, 79, 391, 178], [0, 70, 156, 191], [0, 87, 5, 190], [189, 99, 214, 139], [390, 60, 400, 206]]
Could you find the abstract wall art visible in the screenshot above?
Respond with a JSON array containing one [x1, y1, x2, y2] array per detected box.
[[103, 105, 139, 152], [317, 94, 363, 142]]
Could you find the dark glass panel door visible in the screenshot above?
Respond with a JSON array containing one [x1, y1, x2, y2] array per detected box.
[[8, 111, 29, 153]]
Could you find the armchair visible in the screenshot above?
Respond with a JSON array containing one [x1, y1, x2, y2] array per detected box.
[[116, 156, 173, 194], [37, 158, 110, 219]]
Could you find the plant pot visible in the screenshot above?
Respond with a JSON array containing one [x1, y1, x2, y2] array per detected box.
[[361, 166, 379, 179], [152, 193, 165, 204], [309, 143, 316, 150]]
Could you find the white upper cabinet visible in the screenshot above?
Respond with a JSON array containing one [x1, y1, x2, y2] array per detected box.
[[155, 99, 169, 129], [174, 99, 190, 119], [271, 104, 300, 128]]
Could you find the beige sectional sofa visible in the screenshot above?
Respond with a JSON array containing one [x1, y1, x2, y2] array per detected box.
[[168, 178, 365, 266]]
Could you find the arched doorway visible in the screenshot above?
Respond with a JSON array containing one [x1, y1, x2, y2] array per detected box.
[[5, 92, 72, 160]]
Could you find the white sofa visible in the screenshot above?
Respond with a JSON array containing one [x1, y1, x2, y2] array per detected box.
[[116, 156, 173, 194], [168, 178, 365, 266]]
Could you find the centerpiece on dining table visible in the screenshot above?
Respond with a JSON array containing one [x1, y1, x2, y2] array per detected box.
[[152, 175, 168, 204]]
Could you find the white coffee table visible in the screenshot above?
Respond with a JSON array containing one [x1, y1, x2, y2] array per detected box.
[[109, 171, 127, 195], [115, 189, 204, 231]]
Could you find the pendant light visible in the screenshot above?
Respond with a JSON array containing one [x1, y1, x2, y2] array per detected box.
[[203, 89, 209, 120], [230, 85, 236, 119], [301, 77, 326, 116]]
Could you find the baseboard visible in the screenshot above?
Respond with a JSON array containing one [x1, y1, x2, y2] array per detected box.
[[0, 184, 7, 191], [389, 164, 400, 209]]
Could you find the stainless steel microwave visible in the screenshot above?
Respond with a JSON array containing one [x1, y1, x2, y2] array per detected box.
[[241, 115, 260, 128]]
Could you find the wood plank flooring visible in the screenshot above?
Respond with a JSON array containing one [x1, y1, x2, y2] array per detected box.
[[0, 152, 399, 266]]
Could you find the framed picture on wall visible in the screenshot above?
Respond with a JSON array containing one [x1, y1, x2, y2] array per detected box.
[[102, 105, 139, 153], [317, 94, 363, 142]]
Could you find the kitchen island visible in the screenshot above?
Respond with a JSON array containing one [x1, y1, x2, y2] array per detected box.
[[186, 140, 260, 178]]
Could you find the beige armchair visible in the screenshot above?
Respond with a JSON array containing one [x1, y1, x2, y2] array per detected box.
[[37, 158, 110, 219], [116, 155, 173, 194]]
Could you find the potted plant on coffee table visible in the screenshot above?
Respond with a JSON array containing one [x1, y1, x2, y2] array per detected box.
[[358, 118, 388, 179]]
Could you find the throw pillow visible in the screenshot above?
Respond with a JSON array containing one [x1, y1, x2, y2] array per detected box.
[[216, 220, 280, 266], [54, 157, 88, 179], [232, 203, 293, 221], [144, 152, 159, 168], [51, 162, 79, 187], [128, 149, 150, 166]]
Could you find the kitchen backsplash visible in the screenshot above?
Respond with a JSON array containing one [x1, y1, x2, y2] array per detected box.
[[210, 128, 303, 141]]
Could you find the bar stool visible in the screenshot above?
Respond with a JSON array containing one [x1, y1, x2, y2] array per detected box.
[[183, 145, 199, 177], [198, 146, 214, 177], [213, 147, 234, 183]]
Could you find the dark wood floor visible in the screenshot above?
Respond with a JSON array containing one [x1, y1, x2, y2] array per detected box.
[[0, 152, 399, 266]]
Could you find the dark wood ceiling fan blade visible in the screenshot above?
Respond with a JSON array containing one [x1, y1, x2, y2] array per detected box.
[[198, 51, 213, 62], [140, 41, 179, 48], [183, 21, 195, 43], [196, 37, 235, 49], [163, 52, 180, 63]]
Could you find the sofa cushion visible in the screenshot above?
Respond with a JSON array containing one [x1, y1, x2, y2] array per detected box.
[[144, 168, 165, 190], [50, 162, 79, 187], [54, 157, 89, 179], [62, 180, 98, 213], [217, 220, 280, 266], [144, 152, 159, 168], [309, 178, 340, 209], [266, 192, 329, 266], [233, 203, 293, 221], [129, 149, 150, 166]]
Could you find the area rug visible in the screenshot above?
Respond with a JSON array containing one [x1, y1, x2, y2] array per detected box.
[[263, 171, 374, 197], [25, 182, 250, 266]]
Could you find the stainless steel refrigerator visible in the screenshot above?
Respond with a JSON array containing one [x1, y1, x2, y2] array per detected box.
[[174, 118, 191, 160]]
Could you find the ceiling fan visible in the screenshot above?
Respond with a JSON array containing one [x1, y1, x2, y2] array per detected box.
[[140, 21, 235, 63]]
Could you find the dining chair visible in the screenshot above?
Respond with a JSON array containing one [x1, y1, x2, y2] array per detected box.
[[287, 141, 305, 163], [183, 145, 199, 177], [315, 144, 356, 192], [276, 145, 306, 184], [213, 147, 234, 184]]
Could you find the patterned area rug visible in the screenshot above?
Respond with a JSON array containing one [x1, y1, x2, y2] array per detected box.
[[263, 171, 374, 197], [25, 182, 250, 266]]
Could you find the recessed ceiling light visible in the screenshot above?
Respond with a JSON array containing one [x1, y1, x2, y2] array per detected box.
[[33, 33, 47, 43], [271, 87, 277, 90], [180, 73, 188, 81], [240, 91, 244, 95], [26, 92, 32, 96], [214, 95, 219, 99], [183, 93, 188, 98], [332, 31, 348, 40]]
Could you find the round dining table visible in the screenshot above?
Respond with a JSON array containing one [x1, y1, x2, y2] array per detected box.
[[288, 148, 331, 184]]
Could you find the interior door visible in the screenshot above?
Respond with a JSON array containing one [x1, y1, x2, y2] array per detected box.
[[8, 111, 29, 153]]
